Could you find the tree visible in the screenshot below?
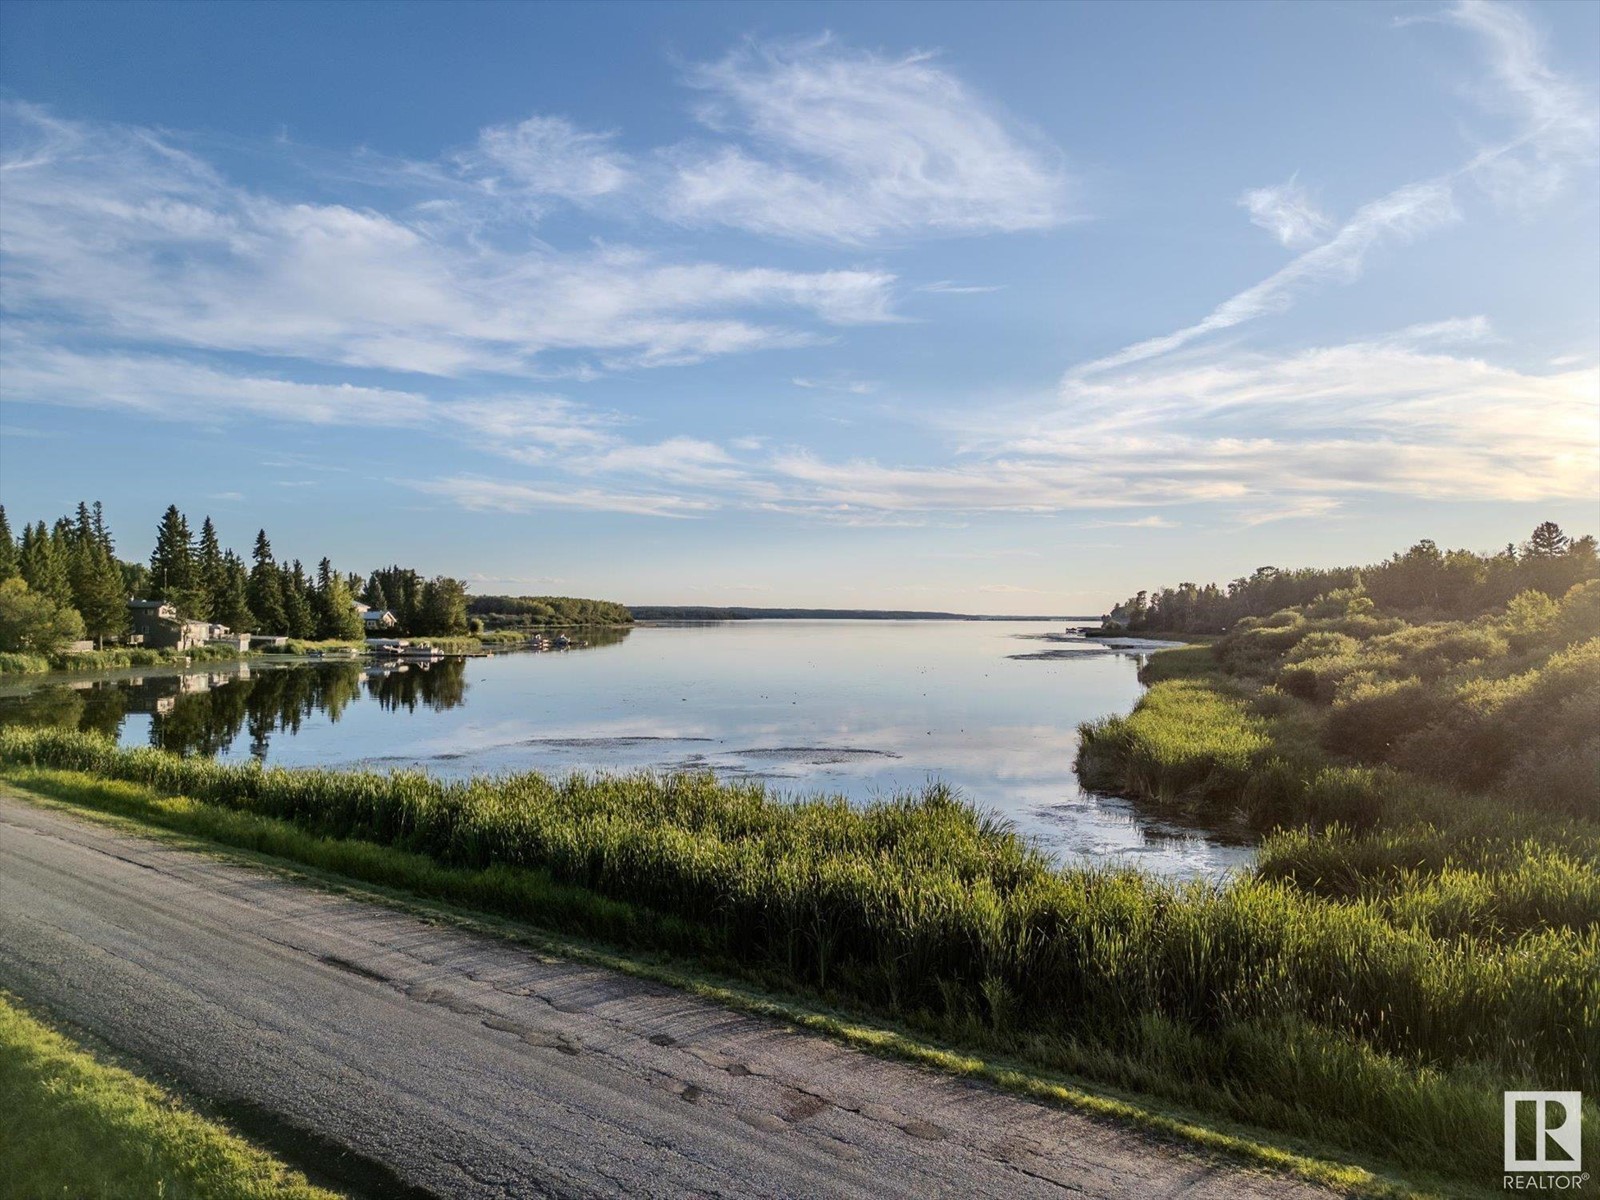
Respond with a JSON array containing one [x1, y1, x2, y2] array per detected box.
[[416, 576, 469, 636], [67, 504, 126, 637], [19, 521, 72, 608], [0, 506, 16, 584], [212, 553, 255, 633], [364, 574, 389, 613], [314, 557, 363, 640], [280, 561, 314, 639], [0, 578, 85, 654], [91, 501, 113, 556], [66, 506, 128, 647], [247, 530, 287, 634], [197, 516, 226, 618], [1525, 521, 1571, 559], [149, 505, 203, 615]]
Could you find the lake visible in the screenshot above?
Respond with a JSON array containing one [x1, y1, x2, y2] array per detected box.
[[0, 620, 1252, 879]]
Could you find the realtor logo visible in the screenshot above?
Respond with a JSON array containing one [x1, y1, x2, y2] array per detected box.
[[1506, 1092, 1583, 1173]]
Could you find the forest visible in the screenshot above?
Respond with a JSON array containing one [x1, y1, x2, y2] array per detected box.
[[1103, 521, 1598, 633], [0, 501, 472, 661]]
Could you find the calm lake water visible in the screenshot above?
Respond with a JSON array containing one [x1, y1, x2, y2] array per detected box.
[[0, 621, 1252, 879]]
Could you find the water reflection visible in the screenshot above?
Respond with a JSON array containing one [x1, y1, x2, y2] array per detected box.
[[0, 658, 475, 760], [0, 622, 1250, 878]]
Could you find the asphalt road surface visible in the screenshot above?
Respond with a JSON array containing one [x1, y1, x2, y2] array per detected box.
[[0, 792, 1336, 1199]]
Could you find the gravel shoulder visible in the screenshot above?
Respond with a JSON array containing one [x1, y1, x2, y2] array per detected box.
[[0, 791, 1338, 1200]]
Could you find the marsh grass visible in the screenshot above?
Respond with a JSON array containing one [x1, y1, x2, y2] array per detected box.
[[0, 991, 338, 1199], [0, 643, 254, 676], [3, 731, 1596, 1187]]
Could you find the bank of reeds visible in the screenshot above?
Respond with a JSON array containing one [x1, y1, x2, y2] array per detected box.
[[2, 725, 1595, 1183], [0, 643, 254, 677]]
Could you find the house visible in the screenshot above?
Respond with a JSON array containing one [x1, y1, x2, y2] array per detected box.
[[128, 599, 211, 651], [362, 608, 398, 631], [127, 600, 247, 651]]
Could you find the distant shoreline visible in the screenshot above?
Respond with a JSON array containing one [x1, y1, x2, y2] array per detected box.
[[627, 606, 1099, 622]]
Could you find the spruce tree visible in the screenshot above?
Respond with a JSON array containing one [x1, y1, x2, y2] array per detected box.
[[91, 501, 113, 556], [280, 561, 314, 638], [364, 574, 388, 613], [149, 505, 202, 614], [0, 506, 17, 583], [247, 530, 287, 634], [67, 504, 127, 646], [20, 521, 73, 608], [1525, 521, 1570, 559], [315, 558, 363, 640], [198, 517, 225, 613], [212, 552, 255, 633]]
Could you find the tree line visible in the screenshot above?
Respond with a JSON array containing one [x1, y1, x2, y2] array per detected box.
[[1103, 521, 1600, 634], [466, 594, 632, 627], [0, 501, 471, 653]]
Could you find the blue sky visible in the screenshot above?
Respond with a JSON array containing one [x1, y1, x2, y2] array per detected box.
[[1, 0, 1596, 612]]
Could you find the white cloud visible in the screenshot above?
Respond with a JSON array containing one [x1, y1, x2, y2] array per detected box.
[[792, 376, 877, 394], [1445, 0, 1599, 206], [1089, 516, 1179, 529], [0, 339, 434, 426], [461, 115, 632, 201], [661, 38, 1071, 243], [0, 104, 897, 379], [412, 476, 714, 519], [1073, 0, 1595, 378], [1239, 178, 1331, 248], [1076, 180, 1460, 375]]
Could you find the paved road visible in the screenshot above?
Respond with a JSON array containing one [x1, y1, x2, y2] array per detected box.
[[0, 793, 1334, 1199]]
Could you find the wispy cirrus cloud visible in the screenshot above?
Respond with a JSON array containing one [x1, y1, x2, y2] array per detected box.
[[1073, 0, 1597, 379], [0, 103, 898, 379], [660, 37, 1072, 243], [460, 115, 633, 202], [411, 476, 716, 519], [1240, 178, 1331, 249]]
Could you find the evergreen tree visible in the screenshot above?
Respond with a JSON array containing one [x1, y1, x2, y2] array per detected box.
[[364, 574, 389, 613], [212, 552, 255, 633], [1524, 521, 1571, 559], [66, 504, 127, 646], [20, 521, 73, 608], [0, 506, 17, 583], [314, 557, 363, 640], [91, 501, 113, 556], [149, 505, 203, 614], [247, 530, 287, 634], [197, 516, 226, 619], [280, 561, 314, 638]]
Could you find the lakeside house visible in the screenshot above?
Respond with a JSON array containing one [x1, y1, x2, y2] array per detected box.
[[127, 599, 250, 652], [353, 601, 399, 631]]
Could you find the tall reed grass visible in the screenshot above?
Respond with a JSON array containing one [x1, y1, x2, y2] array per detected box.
[[2, 725, 1595, 1181]]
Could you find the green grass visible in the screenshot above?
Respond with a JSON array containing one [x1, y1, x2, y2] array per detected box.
[[0, 644, 255, 677], [0, 652, 50, 676], [0, 770, 1435, 1199], [0, 991, 340, 1200], [270, 638, 366, 656], [3, 733, 1594, 1194]]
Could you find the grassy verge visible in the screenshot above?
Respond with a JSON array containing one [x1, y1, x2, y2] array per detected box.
[[2, 738, 1589, 1196], [0, 644, 255, 677], [1, 768, 1424, 1198], [0, 990, 339, 1199]]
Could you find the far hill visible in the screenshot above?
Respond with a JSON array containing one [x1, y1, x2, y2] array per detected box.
[[628, 606, 1093, 622]]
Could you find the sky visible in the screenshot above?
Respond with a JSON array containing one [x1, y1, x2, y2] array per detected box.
[[0, 0, 1596, 613]]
